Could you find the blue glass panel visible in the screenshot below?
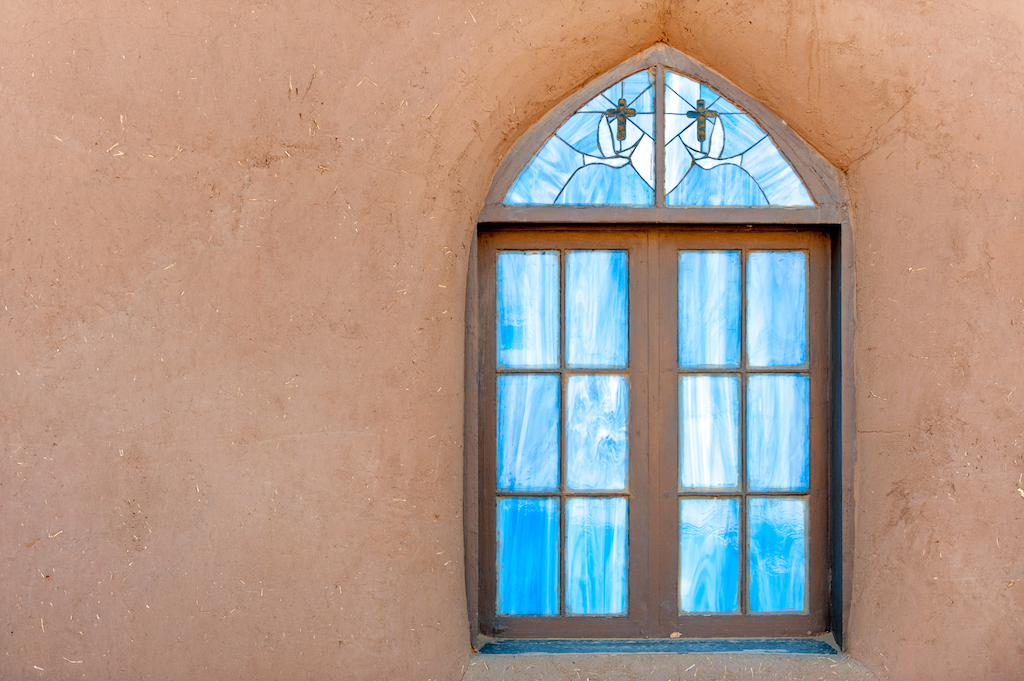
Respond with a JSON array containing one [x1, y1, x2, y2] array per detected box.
[[557, 164, 653, 205], [664, 70, 814, 207], [666, 71, 700, 108], [556, 112, 606, 156], [678, 250, 741, 367], [678, 375, 739, 489], [678, 498, 740, 613], [665, 137, 693, 195], [566, 374, 628, 491], [566, 250, 628, 368], [630, 133, 654, 189], [565, 497, 628, 615], [497, 497, 560, 615], [497, 251, 559, 368], [747, 374, 810, 492], [668, 164, 768, 207], [741, 137, 814, 206], [615, 70, 655, 108], [579, 93, 618, 113], [497, 374, 560, 492], [748, 497, 806, 613], [506, 71, 654, 207], [747, 251, 807, 367], [718, 114, 767, 158], [632, 112, 654, 138], [505, 136, 583, 205]]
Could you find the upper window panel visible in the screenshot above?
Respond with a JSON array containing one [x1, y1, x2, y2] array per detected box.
[[505, 70, 656, 206], [503, 69, 813, 208], [664, 71, 812, 207]]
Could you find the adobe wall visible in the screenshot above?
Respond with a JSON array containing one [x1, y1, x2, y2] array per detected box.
[[0, 1, 1021, 679]]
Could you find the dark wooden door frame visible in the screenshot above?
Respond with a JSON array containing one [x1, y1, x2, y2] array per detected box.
[[463, 43, 855, 649]]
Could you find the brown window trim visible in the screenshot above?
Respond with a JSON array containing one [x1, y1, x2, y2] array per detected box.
[[474, 225, 832, 640], [465, 46, 855, 650]]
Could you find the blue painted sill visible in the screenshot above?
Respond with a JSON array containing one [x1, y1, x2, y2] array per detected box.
[[477, 636, 839, 656]]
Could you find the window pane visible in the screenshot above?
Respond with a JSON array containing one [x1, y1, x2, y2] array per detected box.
[[497, 497, 559, 616], [565, 497, 628, 615], [497, 374, 560, 492], [747, 251, 807, 367], [678, 375, 739, 489], [664, 70, 814, 207], [497, 251, 559, 368], [678, 498, 740, 613], [504, 70, 656, 207], [678, 251, 740, 368], [748, 497, 806, 613], [567, 250, 628, 368], [747, 374, 810, 492], [566, 374, 629, 491]]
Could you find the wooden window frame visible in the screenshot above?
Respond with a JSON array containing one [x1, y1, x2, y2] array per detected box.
[[464, 44, 854, 648], [475, 226, 831, 640]]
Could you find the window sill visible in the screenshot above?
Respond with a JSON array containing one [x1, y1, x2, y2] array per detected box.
[[466, 636, 880, 681], [477, 635, 839, 656]]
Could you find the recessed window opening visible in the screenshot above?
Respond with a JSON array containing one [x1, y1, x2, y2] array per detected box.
[[467, 45, 852, 647]]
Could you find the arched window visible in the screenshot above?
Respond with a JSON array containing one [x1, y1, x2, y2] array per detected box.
[[467, 45, 852, 647]]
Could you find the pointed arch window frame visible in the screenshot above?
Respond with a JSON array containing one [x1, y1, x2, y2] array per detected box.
[[467, 44, 855, 649], [480, 46, 847, 225]]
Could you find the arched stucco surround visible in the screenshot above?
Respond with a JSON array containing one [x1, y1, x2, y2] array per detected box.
[[466, 43, 855, 647]]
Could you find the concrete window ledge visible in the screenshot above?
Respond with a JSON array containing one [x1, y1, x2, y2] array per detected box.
[[462, 640, 879, 681]]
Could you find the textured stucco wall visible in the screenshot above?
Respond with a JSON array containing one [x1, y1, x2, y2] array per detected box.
[[1, 1, 1022, 679]]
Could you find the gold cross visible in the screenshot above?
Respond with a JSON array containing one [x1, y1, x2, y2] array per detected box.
[[686, 99, 719, 143], [604, 98, 636, 141]]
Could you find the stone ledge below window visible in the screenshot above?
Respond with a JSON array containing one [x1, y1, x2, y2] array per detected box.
[[463, 640, 880, 681]]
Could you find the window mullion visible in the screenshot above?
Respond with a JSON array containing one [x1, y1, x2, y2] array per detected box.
[[654, 65, 666, 208]]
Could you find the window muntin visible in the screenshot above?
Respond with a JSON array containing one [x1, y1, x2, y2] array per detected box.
[[494, 247, 632, 619], [480, 228, 830, 639]]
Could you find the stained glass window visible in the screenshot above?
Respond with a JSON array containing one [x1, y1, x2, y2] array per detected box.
[[503, 69, 814, 208], [505, 71, 656, 206], [664, 72, 813, 207]]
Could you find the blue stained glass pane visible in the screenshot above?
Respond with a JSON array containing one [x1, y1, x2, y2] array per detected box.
[[505, 136, 583, 205], [566, 374, 628, 491], [616, 71, 655, 108], [748, 497, 806, 613], [497, 251, 559, 368], [579, 93, 618, 113], [497, 374, 560, 492], [556, 164, 653, 205], [678, 250, 741, 367], [497, 497, 559, 615], [565, 497, 628, 615], [506, 71, 654, 207], [567, 250, 628, 368], [678, 498, 740, 613], [630, 133, 654, 189], [664, 70, 813, 207], [747, 251, 807, 367], [747, 374, 810, 492], [679, 375, 739, 489], [632, 112, 654, 138], [665, 136, 694, 196], [741, 137, 814, 206], [718, 114, 767, 158], [557, 112, 606, 156], [666, 71, 700, 108], [668, 164, 767, 207]]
